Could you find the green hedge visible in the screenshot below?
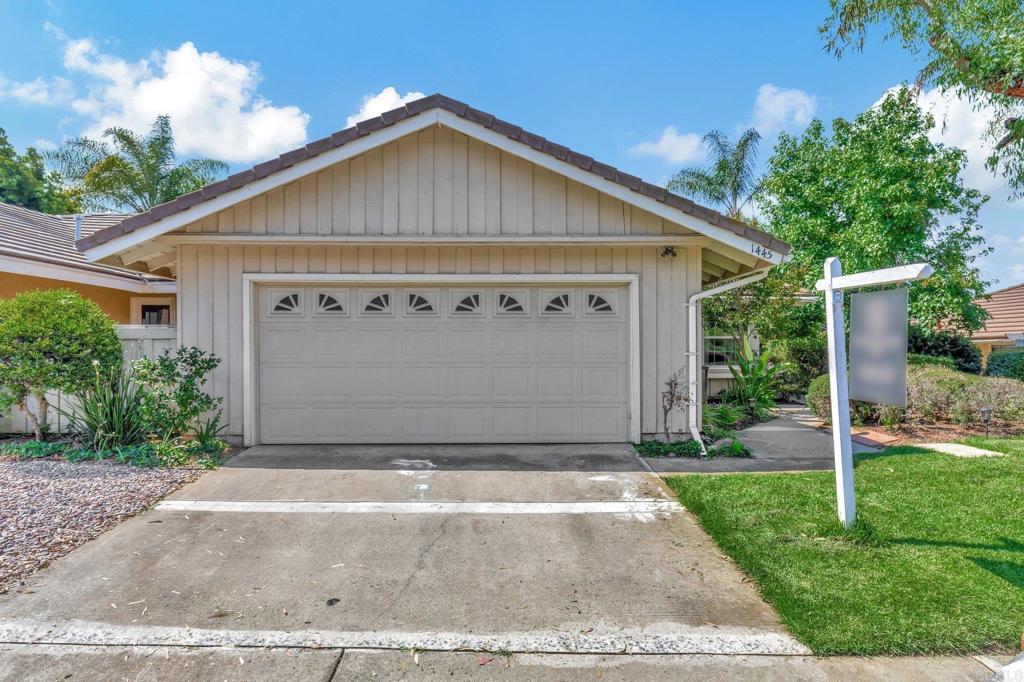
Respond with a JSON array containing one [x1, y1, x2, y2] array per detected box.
[[985, 349, 1024, 381], [908, 326, 981, 374], [807, 366, 1024, 427], [907, 353, 956, 369]]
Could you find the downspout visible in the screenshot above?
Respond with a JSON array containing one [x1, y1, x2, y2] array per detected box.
[[686, 268, 772, 451]]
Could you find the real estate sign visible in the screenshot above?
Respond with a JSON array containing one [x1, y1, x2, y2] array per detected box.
[[849, 288, 908, 407]]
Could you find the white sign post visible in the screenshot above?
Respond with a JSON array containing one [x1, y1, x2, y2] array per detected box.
[[816, 257, 933, 528]]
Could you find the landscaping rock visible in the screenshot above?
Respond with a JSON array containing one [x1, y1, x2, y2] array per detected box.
[[0, 459, 202, 593]]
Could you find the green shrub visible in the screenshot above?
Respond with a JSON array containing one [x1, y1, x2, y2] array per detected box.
[[907, 353, 956, 370], [703, 404, 746, 431], [634, 439, 704, 458], [707, 438, 753, 458], [0, 290, 122, 440], [774, 336, 828, 395], [908, 326, 981, 374], [805, 374, 878, 424], [985, 349, 1024, 381], [0, 440, 66, 459], [719, 338, 787, 420], [68, 367, 148, 450], [809, 366, 1024, 427], [132, 347, 223, 438]]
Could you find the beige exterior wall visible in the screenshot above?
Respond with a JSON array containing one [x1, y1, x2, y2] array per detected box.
[[176, 128, 691, 239], [177, 243, 702, 440], [0, 272, 168, 324]]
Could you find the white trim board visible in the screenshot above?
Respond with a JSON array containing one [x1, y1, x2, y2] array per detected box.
[[241, 273, 642, 446], [82, 108, 785, 265], [0, 253, 176, 294]]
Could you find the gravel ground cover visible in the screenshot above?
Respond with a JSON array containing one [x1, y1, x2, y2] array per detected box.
[[0, 458, 203, 594]]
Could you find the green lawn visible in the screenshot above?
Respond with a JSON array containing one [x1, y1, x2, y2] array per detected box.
[[666, 438, 1024, 656]]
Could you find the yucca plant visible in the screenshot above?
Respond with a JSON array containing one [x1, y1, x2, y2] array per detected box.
[[721, 337, 789, 420], [68, 366, 149, 451]]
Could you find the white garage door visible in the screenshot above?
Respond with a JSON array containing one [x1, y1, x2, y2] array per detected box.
[[257, 284, 630, 443]]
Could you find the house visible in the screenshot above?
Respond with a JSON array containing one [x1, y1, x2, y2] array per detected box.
[[0, 203, 176, 323], [0, 202, 177, 433], [971, 282, 1024, 365], [77, 94, 790, 445]]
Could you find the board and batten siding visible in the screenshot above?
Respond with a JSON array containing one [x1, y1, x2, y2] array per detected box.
[[176, 244, 702, 440], [176, 127, 691, 238]]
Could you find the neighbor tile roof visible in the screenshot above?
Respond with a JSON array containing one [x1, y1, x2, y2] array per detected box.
[[973, 283, 1024, 341], [77, 94, 790, 256], [0, 203, 169, 283]]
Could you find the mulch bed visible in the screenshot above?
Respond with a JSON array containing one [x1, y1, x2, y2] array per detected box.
[[871, 422, 1020, 445], [0, 458, 203, 594]]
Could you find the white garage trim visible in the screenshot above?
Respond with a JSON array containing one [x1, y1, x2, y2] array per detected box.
[[242, 273, 641, 446]]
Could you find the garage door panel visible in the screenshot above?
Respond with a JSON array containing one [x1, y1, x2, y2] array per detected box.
[[492, 366, 532, 399], [449, 407, 489, 439], [538, 367, 576, 399], [258, 285, 629, 443], [449, 366, 489, 399], [403, 366, 445, 398]]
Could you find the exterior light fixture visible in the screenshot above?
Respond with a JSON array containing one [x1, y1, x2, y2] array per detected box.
[[980, 406, 993, 436], [661, 246, 677, 258]]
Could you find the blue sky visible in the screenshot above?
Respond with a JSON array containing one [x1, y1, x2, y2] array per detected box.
[[1, 1, 1020, 287]]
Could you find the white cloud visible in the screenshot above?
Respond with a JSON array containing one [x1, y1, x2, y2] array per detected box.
[[1010, 263, 1024, 282], [751, 84, 817, 134], [912, 86, 1006, 196], [46, 31, 309, 163], [346, 87, 425, 128], [628, 126, 703, 165], [33, 138, 57, 151], [630, 83, 817, 166], [0, 75, 73, 105]]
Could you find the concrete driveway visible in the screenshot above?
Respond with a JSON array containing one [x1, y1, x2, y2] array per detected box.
[[30, 443, 996, 679]]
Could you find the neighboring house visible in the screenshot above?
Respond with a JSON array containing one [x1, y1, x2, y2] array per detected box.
[[0, 202, 177, 433], [971, 283, 1024, 365], [0, 203, 176, 323], [77, 94, 790, 445]]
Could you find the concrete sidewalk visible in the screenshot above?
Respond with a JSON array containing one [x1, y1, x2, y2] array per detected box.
[[647, 405, 877, 473], [0, 644, 1001, 680]]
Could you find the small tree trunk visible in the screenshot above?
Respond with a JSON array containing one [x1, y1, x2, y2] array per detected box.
[[28, 392, 49, 442]]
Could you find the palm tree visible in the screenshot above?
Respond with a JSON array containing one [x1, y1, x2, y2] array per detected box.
[[49, 115, 227, 213], [667, 128, 761, 221]]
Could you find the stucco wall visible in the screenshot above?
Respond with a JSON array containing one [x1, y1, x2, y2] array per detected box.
[[0, 272, 169, 323], [177, 243, 703, 441]]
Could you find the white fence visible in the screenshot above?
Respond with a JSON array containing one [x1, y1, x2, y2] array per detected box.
[[0, 325, 177, 435]]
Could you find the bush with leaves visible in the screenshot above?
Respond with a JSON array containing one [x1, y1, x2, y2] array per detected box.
[[808, 367, 1024, 428], [774, 335, 828, 395], [0, 290, 122, 440], [908, 325, 981, 374], [719, 338, 787, 420], [67, 366, 148, 450], [985, 350, 1024, 381], [131, 347, 223, 438], [907, 353, 956, 370]]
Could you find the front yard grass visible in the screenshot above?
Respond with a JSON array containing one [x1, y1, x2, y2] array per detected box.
[[666, 438, 1024, 656]]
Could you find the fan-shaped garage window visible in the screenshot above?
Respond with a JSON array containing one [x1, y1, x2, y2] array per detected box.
[[272, 292, 301, 314], [542, 293, 571, 315], [317, 293, 345, 314], [362, 292, 391, 315], [587, 293, 614, 314], [451, 292, 482, 315], [497, 293, 526, 315], [406, 291, 437, 315]]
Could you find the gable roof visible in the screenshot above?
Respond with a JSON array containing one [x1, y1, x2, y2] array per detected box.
[[0, 202, 172, 287], [77, 94, 790, 259], [973, 282, 1024, 341]]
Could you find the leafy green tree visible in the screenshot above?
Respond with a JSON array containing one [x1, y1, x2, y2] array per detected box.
[[667, 128, 762, 220], [760, 88, 990, 332], [49, 115, 227, 212], [0, 290, 122, 441], [0, 128, 81, 213], [821, 0, 1024, 196]]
